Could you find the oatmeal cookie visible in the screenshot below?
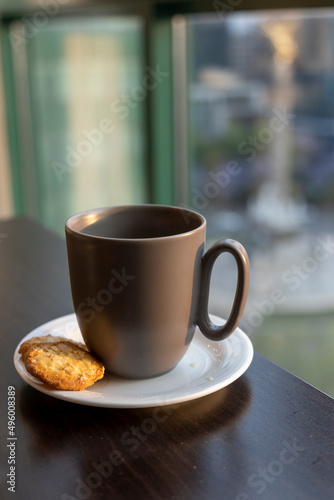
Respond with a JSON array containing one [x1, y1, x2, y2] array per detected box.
[[24, 340, 104, 391], [19, 334, 87, 362]]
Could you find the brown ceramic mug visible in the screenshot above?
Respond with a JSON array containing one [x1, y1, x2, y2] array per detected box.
[[65, 205, 250, 379]]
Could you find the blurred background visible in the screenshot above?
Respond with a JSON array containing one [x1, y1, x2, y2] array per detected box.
[[1, 0, 334, 395]]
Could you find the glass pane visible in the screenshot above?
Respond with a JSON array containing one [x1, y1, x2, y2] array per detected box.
[[187, 9, 334, 395], [25, 17, 147, 235]]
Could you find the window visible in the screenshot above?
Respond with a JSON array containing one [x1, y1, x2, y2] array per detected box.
[[186, 9, 334, 394], [5, 16, 148, 235]]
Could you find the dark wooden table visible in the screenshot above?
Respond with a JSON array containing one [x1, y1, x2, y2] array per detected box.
[[1, 217, 334, 500]]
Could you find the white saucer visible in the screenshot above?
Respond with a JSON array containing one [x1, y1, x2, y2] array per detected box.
[[14, 313, 253, 408]]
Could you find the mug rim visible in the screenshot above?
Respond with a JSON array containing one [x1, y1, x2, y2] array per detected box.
[[65, 204, 206, 242]]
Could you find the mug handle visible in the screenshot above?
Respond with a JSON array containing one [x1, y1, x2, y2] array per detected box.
[[197, 239, 250, 341]]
